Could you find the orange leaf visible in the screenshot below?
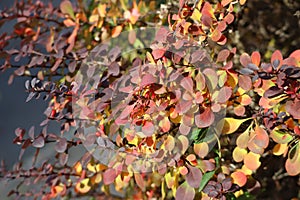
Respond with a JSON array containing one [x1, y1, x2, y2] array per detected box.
[[75, 178, 91, 194], [244, 152, 261, 171], [112, 26, 123, 38], [231, 171, 247, 187], [251, 51, 261, 66], [194, 142, 209, 158], [221, 0, 233, 6]]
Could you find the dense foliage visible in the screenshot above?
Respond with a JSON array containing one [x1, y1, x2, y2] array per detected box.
[[0, 0, 299, 199]]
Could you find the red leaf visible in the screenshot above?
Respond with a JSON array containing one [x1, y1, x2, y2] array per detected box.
[[211, 29, 222, 42], [152, 48, 166, 60], [155, 27, 168, 43], [224, 13, 234, 24], [238, 74, 252, 90], [289, 49, 300, 63], [181, 77, 194, 93], [217, 35, 227, 45], [141, 74, 156, 87], [217, 49, 230, 62], [286, 100, 300, 119], [221, 0, 233, 6], [271, 50, 283, 69], [195, 107, 215, 128], [240, 53, 251, 67], [109, 62, 120, 76], [103, 168, 117, 185], [251, 51, 261, 66]]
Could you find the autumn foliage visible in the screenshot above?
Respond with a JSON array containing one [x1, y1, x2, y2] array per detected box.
[[0, 0, 300, 199]]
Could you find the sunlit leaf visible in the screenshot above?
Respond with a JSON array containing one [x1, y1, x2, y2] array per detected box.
[[152, 48, 166, 60], [251, 51, 261, 67], [179, 166, 188, 176], [233, 147, 247, 162], [111, 26, 123, 38], [273, 143, 288, 156], [222, 118, 251, 134], [181, 77, 194, 93], [236, 131, 250, 149], [164, 135, 175, 151], [75, 178, 91, 194], [250, 126, 269, 149], [285, 143, 300, 176], [178, 135, 189, 154], [244, 152, 261, 171], [270, 129, 293, 144], [234, 105, 245, 116], [165, 172, 176, 189], [221, 0, 233, 7], [231, 171, 247, 187], [194, 142, 209, 158], [159, 117, 171, 133]]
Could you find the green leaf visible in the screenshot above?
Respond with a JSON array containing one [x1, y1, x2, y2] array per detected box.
[[198, 170, 215, 192], [60, 0, 75, 20], [190, 128, 208, 143]]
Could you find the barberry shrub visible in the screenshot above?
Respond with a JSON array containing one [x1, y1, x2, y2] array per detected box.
[[0, 0, 299, 199]]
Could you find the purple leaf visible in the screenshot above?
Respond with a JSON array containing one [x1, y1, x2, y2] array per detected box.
[[32, 135, 45, 148], [175, 181, 195, 200], [186, 165, 202, 188], [55, 138, 67, 153]]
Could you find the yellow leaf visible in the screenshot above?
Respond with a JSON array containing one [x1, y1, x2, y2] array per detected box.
[[191, 8, 201, 22], [74, 161, 82, 175], [233, 147, 247, 162], [194, 142, 209, 158], [75, 178, 91, 194], [273, 143, 288, 156], [239, 0, 247, 5], [222, 118, 251, 134]]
